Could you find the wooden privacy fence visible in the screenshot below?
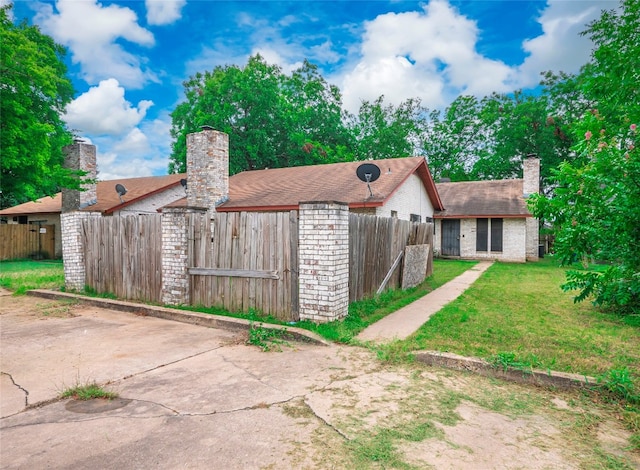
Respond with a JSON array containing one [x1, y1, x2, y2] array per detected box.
[[190, 211, 298, 321], [0, 223, 56, 260], [82, 215, 162, 303], [349, 214, 433, 302], [79, 211, 432, 319]]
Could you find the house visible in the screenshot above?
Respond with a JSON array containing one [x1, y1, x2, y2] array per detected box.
[[433, 155, 540, 262], [1, 128, 539, 262], [0, 134, 444, 258], [168, 156, 444, 221], [0, 172, 186, 258]]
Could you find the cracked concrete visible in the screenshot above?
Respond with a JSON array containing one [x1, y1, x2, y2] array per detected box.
[[2, 293, 638, 469]]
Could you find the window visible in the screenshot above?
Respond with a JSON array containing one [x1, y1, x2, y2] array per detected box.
[[490, 218, 503, 252], [410, 214, 421, 223], [476, 218, 503, 252], [391, 210, 398, 218], [16, 216, 28, 224], [476, 218, 488, 251]]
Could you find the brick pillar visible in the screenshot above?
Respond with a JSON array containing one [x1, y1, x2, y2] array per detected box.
[[298, 201, 349, 323], [60, 211, 101, 291], [186, 128, 229, 214], [62, 141, 97, 212], [523, 155, 540, 261], [161, 207, 207, 305]]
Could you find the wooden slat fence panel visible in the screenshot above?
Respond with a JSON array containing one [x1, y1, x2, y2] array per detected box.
[[0, 224, 56, 260], [82, 215, 162, 303], [190, 211, 298, 321], [349, 214, 433, 302]]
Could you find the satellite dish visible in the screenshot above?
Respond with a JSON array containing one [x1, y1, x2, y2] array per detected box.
[[356, 163, 381, 198], [115, 183, 127, 203], [356, 163, 381, 183], [180, 178, 187, 189]]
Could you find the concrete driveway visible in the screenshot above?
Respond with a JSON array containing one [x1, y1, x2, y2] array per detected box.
[[1, 292, 638, 469]]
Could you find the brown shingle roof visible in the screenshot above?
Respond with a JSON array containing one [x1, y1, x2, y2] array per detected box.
[[218, 157, 443, 211], [434, 179, 531, 218], [0, 174, 185, 216]]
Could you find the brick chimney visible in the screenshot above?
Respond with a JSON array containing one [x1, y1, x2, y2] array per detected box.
[[523, 154, 540, 197], [61, 141, 97, 212], [186, 127, 229, 214]]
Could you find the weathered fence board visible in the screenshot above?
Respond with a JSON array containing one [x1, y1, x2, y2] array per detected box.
[[82, 215, 162, 303], [0, 224, 56, 260], [349, 214, 433, 302], [190, 211, 299, 321]]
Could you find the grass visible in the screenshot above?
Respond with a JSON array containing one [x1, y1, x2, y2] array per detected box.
[[0, 259, 64, 294], [296, 259, 477, 342], [247, 320, 290, 351], [60, 383, 118, 401], [399, 258, 640, 379]]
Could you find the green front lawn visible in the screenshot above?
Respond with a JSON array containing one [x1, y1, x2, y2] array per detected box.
[[0, 259, 64, 294]]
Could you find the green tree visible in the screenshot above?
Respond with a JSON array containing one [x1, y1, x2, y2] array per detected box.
[[421, 95, 489, 182], [347, 96, 427, 161], [530, 0, 640, 313], [473, 92, 574, 193], [169, 55, 352, 175], [0, 5, 76, 209]]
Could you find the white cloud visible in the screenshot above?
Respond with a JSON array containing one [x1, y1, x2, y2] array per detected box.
[[1, 0, 13, 20], [92, 113, 173, 180], [34, 0, 157, 88], [64, 78, 153, 136], [145, 0, 186, 26], [339, 0, 513, 113], [516, 0, 612, 87]]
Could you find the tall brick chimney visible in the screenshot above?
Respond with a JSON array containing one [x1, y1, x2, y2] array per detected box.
[[186, 127, 229, 214], [61, 141, 98, 212], [523, 154, 540, 197]]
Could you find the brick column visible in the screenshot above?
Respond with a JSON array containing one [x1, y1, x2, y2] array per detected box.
[[523, 155, 540, 261], [298, 201, 350, 323], [161, 207, 207, 306], [60, 211, 101, 291]]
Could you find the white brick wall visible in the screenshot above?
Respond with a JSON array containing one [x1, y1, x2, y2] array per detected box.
[[435, 217, 527, 262], [298, 202, 350, 323], [161, 208, 194, 305], [115, 186, 186, 216], [61, 211, 101, 291], [374, 174, 435, 221]]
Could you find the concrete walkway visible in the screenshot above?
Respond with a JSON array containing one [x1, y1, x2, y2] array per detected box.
[[357, 261, 494, 342]]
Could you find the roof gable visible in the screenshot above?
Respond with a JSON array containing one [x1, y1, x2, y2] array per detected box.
[[434, 179, 531, 218], [218, 157, 443, 212]]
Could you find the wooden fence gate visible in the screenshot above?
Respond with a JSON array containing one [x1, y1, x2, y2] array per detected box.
[[190, 211, 299, 321], [82, 215, 163, 303], [0, 223, 56, 260]]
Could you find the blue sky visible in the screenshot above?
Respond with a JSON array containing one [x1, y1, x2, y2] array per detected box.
[[8, 0, 614, 180]]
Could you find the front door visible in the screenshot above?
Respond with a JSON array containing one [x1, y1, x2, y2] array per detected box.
[[441, 219, 460, 256]]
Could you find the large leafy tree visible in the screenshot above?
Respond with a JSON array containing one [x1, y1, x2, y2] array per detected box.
[[473, 92, 574, 193], [0, 5, 76, 209], [530, 0, 640, 313], [169, 55, 352, 175], [347, 96, 427, 161], [421, 95, 489, 182]]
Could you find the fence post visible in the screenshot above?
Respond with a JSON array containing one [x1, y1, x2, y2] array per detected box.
[[60, 211, 101, 291], [298, 201, 350, 323], [161, 207, 207, 306]]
